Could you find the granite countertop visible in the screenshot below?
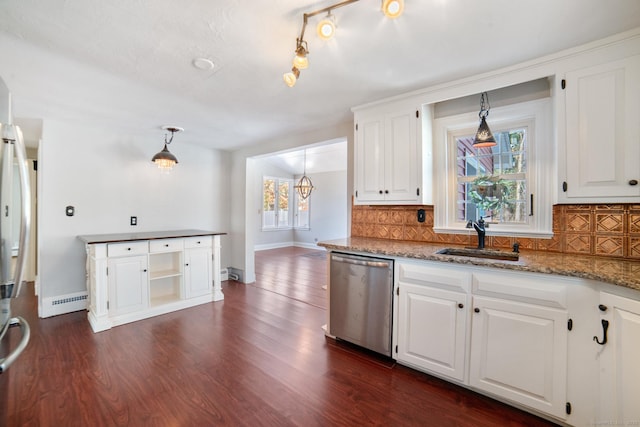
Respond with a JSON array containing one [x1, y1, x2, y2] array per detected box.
[[78, 229, 226, 244], [318, 237, 640, 292]]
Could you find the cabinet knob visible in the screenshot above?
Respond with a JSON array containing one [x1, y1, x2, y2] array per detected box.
[[379, 190, 383, 194], [143, 269, 147, 272], [127, 247, 131, 251], [629, 179, 638, 186], [165, 244, 169, 247], [474, 307, 480, 313], [385, 190, 389, 194], [197, 241, 201, 244], [598, 304, 608, 312], [185, 263, 189, 267]]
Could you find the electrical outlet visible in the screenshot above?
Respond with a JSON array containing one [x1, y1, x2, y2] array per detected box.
[[130, 216, 137, 226]]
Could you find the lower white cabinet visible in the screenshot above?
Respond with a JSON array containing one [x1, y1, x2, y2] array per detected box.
[[395, 261, 569, 421], [107, 254, 149, 316], [469, 296, 568, 419], [596, 292, 640, 425], [85, 234, 224, 332], [184, 248, 212, 299], [396, 263, 470, 381]]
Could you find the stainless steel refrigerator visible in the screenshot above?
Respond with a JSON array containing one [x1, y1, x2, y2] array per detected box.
[[0, 75, 31, 374]]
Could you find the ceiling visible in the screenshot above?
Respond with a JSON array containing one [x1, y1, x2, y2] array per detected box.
[[258, 139, 347, 175], [1, 0, 640, 153]]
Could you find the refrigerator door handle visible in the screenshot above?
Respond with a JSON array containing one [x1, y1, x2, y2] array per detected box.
[[0, 316, 30, 373], [12, 125, 31, 298]]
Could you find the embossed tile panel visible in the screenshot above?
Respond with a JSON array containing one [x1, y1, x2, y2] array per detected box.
[[351, 203, 638, 259]]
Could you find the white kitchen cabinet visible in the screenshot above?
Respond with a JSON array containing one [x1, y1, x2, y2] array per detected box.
[[184, 237, 213, 299], [469, 271, 568, 419], [469, 296, 568, 419], [560, 55, 640, 202], [595, 292, 640, 426], [394, 261, 569, 421], [395, 262, 470, 381], [107, 252, 149, 316], [83, 232, 224, 332], [353, 101, 432, 205]]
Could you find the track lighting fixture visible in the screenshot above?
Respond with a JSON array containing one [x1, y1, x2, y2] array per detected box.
[[473, 92, 497, 148], [283, 67, 300, 87], [317, 13, 336, 40], [283, 0, 405, 87], [382, 0, 404, 19], [152, 126, 181, 171]]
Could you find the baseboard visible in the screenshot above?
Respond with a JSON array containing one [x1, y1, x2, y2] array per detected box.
[[294, 242, 325, 250], [40, 291, 88, 318], [254, 242, 294, 251], [254, 242, 325, 251]]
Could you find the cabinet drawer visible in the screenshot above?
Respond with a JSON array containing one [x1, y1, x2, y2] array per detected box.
[[184, 236, 212, 249], [107, 241, 148, 257], [150, 238, 184, 253]]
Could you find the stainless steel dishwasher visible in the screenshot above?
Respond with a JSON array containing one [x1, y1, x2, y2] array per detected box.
[[329, 252, 394, 357]]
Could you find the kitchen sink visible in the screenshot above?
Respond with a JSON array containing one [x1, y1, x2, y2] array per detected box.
[[436, 247, 520, 261]]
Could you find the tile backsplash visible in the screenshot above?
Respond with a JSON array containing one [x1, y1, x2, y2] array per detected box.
[[351, 204, 640, 259]]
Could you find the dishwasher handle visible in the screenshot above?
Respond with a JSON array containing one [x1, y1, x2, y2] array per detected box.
[[331, 254, 391, 269]]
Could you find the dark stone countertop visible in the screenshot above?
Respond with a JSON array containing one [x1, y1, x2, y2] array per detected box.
[[78, 229, 226, 244], [318, 237, 640, 292]]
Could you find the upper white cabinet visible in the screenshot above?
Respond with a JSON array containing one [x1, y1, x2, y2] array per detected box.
[[560, 55, 640, 202], [353, 100, 432, 205], [596, 292, 640, 426]]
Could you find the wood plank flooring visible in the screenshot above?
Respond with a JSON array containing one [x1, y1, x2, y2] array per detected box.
[[1, 247, 559, 426]]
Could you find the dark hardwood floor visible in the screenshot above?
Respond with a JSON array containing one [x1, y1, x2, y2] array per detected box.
[[1, 247, 559, 426]]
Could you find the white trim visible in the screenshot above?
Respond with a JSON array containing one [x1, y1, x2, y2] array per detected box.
[[294, 242, 326, 250], [254, 241, 295, 251], [434, 98, 554, 237]]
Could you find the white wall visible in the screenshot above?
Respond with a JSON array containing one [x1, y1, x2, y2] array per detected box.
[[0, 34, 230, 313]]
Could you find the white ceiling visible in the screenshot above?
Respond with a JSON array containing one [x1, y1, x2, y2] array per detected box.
[[258, 139, 347, 175], [1, 0, 640, 154]]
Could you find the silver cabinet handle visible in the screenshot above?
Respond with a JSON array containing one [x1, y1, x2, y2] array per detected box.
[[0, 316, 31, 373]]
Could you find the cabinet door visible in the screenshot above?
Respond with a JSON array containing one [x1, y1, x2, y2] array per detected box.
[[107, 255, 148, 316], [184, 247, 212, 298], [564, 56, 640, 199], [355, 116, 385, 203], [597, 293, 640, 425], [397, 283, 468, 381], [469, 296, 567, 419], [385, 109, 419, 203]]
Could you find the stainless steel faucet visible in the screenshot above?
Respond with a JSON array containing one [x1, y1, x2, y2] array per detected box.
[[466, 217, 487, 249]]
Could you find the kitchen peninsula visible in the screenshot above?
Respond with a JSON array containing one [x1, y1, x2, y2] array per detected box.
[[79, 229, 226, 333], [319, 236, 640, 426]]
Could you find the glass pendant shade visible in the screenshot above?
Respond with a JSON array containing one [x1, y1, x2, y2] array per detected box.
[[473, 116, 497, 148], [152, 144, 178, 170], [295, 175, 314, 200], [382, 0, 404, 18], [283, 67, 300, 87]]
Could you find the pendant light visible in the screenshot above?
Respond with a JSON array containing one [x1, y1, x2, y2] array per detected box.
[[295, 150, 314, 200], [152, 126, 182, 170], [473, 92, 497, 148]]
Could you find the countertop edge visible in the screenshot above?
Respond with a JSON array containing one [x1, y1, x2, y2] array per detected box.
[[78, 229, 227, 244], [318, 238, 640, 292]]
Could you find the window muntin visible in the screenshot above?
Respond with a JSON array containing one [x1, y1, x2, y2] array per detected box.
[[262, 176, 309, 230]]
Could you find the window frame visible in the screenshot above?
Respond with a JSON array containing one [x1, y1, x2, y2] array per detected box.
[[262, 176, 311, 231], [433, 98, 554, 238]]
